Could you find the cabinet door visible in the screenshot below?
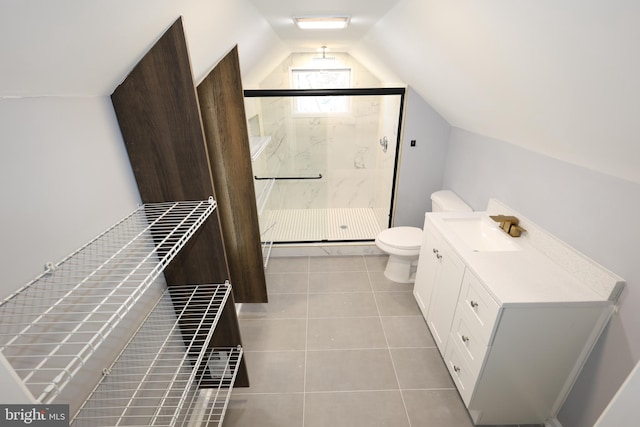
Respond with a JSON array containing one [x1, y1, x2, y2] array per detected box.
[[413, 222, 440, 319], [426, 241, 466, 353]]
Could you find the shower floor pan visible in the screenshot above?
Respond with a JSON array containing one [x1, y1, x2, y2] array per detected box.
[[261, 208, 385, 242]]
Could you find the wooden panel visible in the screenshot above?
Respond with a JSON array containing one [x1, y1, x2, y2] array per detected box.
[[110, 18, 248, 386], [112, 25, 210, 202], [197, 46, 268, 303], [111, 18, 229, 284]]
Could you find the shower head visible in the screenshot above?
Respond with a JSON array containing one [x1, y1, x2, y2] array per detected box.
[[314, 46, 335, 61]]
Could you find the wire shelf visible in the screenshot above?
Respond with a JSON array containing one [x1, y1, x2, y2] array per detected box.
[[0, 199, 216, 404], [71, 284, 241, 427]]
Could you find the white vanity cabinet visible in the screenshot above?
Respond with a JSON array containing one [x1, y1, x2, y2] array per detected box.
[[413, 221, 440, 315], [415, 205, 624, 426], [445, 270, 613, 425], [446, 270, 500, 392], [414, 220, 466, 353], [413, 219, 464, 352]]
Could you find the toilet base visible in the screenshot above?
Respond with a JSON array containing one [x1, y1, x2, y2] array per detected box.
[[384, 254, 419, 283]]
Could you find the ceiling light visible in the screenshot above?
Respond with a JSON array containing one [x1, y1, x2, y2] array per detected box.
[[294, 16, 350, 30]]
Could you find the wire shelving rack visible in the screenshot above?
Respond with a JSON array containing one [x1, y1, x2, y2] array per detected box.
[[71, 283, 241, 427], [0, 198, 243, 426]]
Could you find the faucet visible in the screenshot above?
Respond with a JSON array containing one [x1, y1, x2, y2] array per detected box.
[[490, 215, 527, 237]]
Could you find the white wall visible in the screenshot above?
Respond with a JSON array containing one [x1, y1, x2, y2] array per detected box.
[[0, 97, 140, 295], [393, 87, 451, 227], [442, 127, 640, 427], [360, 0, 640, 185], [0, 0, 288, 96], [594, 359, 640, 427]]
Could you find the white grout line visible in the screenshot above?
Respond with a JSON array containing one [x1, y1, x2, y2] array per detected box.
[[301, 256, 310, 427], [243, 255, 461, 427], [232, 387, 458, 396], [367, 266, 414, 427]]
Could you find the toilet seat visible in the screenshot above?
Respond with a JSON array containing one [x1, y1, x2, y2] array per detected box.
[[375, 226, 422, 283], [376, 227, 422, 256]]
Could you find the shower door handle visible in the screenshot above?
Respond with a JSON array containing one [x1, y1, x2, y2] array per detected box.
[[254, 174, 323, 180]]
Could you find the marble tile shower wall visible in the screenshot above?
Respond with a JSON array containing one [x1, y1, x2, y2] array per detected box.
[[255, 53, 397, 218], [259, 99, 387, 210], [374, 94, 401, 227]]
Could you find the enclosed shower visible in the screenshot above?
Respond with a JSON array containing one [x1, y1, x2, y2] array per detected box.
[[245, 88, 405, 245]]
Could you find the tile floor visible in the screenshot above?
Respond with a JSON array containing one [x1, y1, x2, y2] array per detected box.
[[222, 255, 541, 427]]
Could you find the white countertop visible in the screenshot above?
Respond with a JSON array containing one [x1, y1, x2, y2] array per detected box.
[[426, 211, 610, 306]]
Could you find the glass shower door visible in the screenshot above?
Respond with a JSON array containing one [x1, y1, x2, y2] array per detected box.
[[245, 88, 405, 244]]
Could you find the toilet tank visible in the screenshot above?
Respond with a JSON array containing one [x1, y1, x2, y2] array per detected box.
[[431, 190, 473, 212]]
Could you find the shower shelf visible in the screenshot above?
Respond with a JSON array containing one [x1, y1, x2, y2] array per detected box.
[[254, 175, 276, 268], [255, 177, 275, 217], [0, 198, 241, 421], [249, 136, 272, 161], [249, 133, 276, 267], [260, 231, 275, 269], [71, 283, 242, 427]]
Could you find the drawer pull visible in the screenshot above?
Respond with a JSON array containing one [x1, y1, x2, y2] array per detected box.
[[461, 335, 470, 343], [470, 300, 479, 308], [436, 253, 442, 260], [432, 248, 438, 254], [453, 365, 461, 373]]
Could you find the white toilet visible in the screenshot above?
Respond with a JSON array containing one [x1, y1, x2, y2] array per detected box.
[[375, 190, 473, 283]]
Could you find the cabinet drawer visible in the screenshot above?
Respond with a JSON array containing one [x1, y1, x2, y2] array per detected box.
[[444, 338, 476, 406], [458, 270, 500, 344], [450, 310, 488, 376]]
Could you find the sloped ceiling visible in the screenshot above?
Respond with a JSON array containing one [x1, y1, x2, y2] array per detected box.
[[2, 0, 639, 184], [354, 0, 640, 184]]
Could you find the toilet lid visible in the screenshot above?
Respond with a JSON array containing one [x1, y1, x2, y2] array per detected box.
[[377, 227, 422, 250]]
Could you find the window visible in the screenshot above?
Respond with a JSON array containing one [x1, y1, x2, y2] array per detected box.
[[291, 68, 351, 113]]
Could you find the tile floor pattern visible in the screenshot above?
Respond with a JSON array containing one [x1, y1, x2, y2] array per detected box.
[[222, 255, 542, 427]]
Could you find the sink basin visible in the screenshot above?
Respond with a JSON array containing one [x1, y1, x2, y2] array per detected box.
[[442, 217, 522, 252]]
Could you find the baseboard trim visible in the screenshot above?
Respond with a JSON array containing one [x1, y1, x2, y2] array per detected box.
[[545, 417, 563, 427]]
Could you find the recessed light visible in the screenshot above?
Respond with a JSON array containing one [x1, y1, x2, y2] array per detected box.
[[294, 16, 350, 30]]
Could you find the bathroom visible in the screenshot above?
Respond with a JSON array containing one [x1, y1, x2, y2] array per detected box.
[[1, 2, 640, 427]]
